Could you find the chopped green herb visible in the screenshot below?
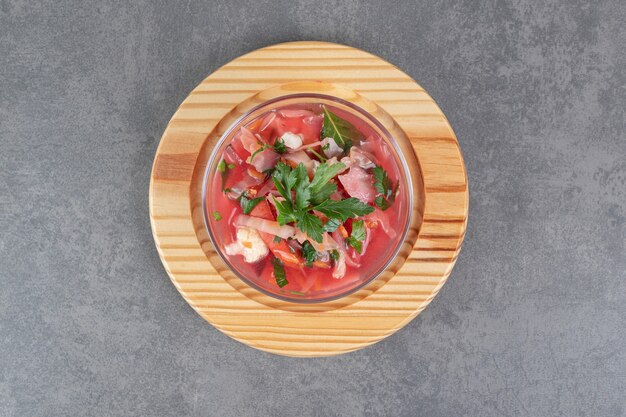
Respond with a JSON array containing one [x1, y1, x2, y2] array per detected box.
[[309, 162, 345, 204], [240, 194, 265, 215], [212, 211, 222, 221], [217, 160, 227, 172], [346, 220, 366, 253], [272, 257, 288, 288], [321, 106, 360, 151], [289, 290, 306, 296], [301, 240, 317, 267], [323, 218, 342, 233], [314, 198, 374, 222], [373, 166, 394, 198], [329, 249, 340, 262], [273, 235, 282, 243], [298, 212, 324, 244], [372, 166, 396, 210], [321, 143, 330, 151], [273, 139, 287, 154], [374, 195, 392, 211], [227, 163, 236, 170]]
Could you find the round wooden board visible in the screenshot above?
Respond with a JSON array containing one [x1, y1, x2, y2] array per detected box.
[[149, 41, 468, 357]]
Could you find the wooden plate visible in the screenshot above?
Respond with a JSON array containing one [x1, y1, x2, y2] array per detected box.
[[149, 41, 468, 357]]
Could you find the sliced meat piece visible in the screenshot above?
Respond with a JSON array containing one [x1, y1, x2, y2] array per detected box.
[[349, 147, 376, 169], [366, 208, 397, 239], [338, 166, 377, 203], [239, 127, 263, 153], [247, 148, 279, 173]]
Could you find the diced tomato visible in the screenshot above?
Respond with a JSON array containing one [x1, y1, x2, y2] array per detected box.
[[249, 200, 274, 220], [271, 242, 304, 267], [254, 179, 276, 197]]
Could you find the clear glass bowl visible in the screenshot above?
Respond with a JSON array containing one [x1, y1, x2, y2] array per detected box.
[[202, 94, 413, 303]]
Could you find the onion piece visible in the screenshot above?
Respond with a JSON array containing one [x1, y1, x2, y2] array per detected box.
[[236, 214, 295, 239], [332, 250, 347, 279], [294, 231, 338, 252]]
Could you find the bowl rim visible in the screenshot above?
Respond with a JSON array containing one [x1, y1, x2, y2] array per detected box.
[[201, 92, 414, 303]]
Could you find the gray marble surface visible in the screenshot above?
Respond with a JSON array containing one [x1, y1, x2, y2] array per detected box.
[[1, 1, 625, 416]]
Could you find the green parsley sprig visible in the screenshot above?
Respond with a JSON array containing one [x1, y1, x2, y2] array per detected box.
[[271, 161, 374, 243]]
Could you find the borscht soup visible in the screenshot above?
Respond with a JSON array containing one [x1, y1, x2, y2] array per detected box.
[[204, 97, 410, 302]]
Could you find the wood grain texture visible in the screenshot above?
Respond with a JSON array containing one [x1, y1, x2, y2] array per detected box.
[[149, 41, 468, 357]]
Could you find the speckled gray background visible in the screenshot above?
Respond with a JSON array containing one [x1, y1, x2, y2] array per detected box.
[[1, 1, 625, 416]]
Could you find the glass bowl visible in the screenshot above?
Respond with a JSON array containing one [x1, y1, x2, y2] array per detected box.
[[202, 93, 413, 303]]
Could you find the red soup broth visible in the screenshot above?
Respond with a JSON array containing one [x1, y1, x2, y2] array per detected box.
[[206, 102, 408, 301]]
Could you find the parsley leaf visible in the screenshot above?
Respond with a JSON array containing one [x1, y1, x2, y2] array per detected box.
[[272, 162, 297, 203], [372, 166, 397, 210], [217, 159, 227, 173], [240, 194, 265, 215], [346, 220, 366, 253], [314, 198, 374, 222], [273, 138, 287, 154], [310, 162, 345, 194], [273, 197, 297, 225], [374, 195, 392, 211], [301, 240, 317, 267], [323, 218, 342, 232], [293, 163, 311, 211], [273, 235, 282, 243], [310, 183, 337, 205], [373, 166, 394, 198], [212, 211, 222, 221], [329, 249, 340, 262], [272, 257, 288, 287], [296, 212, 324, 243], [321, 106, 360, 151], [309, 162, 345, 205]]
